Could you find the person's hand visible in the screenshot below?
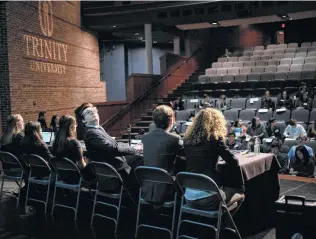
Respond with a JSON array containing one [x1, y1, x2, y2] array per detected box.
[[134, 144, 143, 154]]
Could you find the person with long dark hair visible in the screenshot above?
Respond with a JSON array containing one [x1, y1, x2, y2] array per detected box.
[[289, 145, 315, 177], [37, 112, 48, 132], [22, 121, 52, 162], [51, 115, 94, 182], [277, 91, 293, 109], [50, 114, 59, 133], [0, 114, 24, 158], [308, 122, 316, 139], [183, 108, 244, 209]]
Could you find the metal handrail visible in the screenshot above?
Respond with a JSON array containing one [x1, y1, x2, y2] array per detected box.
[[101, 46, 204, 130]]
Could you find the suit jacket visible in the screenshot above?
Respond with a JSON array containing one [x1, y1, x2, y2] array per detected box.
[[84, 126, 136, 175], [266, 125, 282, 140], [141, 128, 183, 204], [184, 136, 239, 186]]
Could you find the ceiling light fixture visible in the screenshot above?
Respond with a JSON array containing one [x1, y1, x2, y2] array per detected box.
[[135, 33, 139, 36], [154, 41, 158, 43]]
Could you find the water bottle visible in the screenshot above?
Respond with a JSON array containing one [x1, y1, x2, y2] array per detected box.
[[254, 138, 260, 155]]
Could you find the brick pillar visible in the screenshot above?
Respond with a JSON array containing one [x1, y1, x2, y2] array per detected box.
[[0, 2, 10, 132]]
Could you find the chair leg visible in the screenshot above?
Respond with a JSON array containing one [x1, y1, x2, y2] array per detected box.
[[215, 203, 223, 239], [74, 189, 81, 221], [226, 209, 242, 239], [90, 190, 98, 226], [114, 187, 123, 234], [44, 177, 51, 214], [170, 193, 177, 239], [16, 177, 23, 208], [134, 191, 142, 238], [24, 179, 31, 210], [176, 197, 184, 239], [0, 177, 4, 202], [51, 183, 57, 216]]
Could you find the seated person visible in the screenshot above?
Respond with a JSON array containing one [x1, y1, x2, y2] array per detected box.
[[142, 105, 183, 205], [170, 96, 184, 111], [288, 136, 313, 164], [307, 122, 316, 140], [260, 91, 275, 110], [296, 81, 311, 100], [283, 119, 307, 139], [266, 118, 282, 140], [223, 48, 232, 58], [277, 91, 293, 110], [216, 94, 228, 110], [51, 115, 94, 183], [226, 132, 243, 150], [289, 145, 315, 177], [49, 114, 59, 133], [246, 117, 267, 141], [183, 108, 244, 210], [74, 103, 93, 140], [37, 111, 48, 132], [230, 119, 247, 138], [296, 92, 312, 110], [0, 114, 24, 158], [270, 139, 289, 174], [82, 105, 143, 190], [200, 94, 214, 109], [22, 121, 53, 178]]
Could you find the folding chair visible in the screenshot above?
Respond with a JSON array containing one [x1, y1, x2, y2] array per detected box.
[[90, 162, 126, 234], [51, 157, 83, 221], [24, 154, 53, 214], [176, 172, 242, 239], [0, 151, 24, 207], [135, 166, 178, 239]]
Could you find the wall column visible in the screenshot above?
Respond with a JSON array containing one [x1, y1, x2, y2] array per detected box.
[[144, 24, 153, 74], [173, 36, 180, 55], [184, 38, 191, 57]]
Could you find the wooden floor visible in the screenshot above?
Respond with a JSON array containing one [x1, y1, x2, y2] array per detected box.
[[279, 174, 316, 183]]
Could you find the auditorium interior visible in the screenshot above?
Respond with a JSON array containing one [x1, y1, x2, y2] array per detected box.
[[2, 1, 316, 239]]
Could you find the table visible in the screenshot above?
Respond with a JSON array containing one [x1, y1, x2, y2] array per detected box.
[[220, 153, 280, 236]]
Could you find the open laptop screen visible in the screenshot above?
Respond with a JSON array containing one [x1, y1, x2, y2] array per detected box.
[[42, 132, 52, 144]]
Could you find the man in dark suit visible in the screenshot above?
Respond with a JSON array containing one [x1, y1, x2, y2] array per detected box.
[[266, 118, 282, 140], [82, 105, 143, 190], [142, 105, 183, 205]]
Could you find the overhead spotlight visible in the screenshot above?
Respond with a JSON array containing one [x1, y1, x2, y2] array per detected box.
[[135, 33, 139, 36], [278, 14, 291, 21], [153, 41, 158, 43], [212, 22, 218, 25], [139, 37, 143, 40], [289, 17, 293, 20]]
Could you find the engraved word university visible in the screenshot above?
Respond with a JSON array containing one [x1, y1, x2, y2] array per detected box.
[[23, 0, 68, 75]]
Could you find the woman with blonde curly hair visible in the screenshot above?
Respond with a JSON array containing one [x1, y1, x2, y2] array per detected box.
[[183, 108, 242, 209]]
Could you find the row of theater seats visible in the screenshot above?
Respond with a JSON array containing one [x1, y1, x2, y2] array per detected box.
[[230, 42, 316, 57], [182, 97, 316, 111], [199, 64, 316, 83], [213, 54, 316, 68], [174, 108, 315, 136]]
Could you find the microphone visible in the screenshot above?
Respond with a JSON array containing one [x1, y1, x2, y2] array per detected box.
[[127, 124, 132, 146]]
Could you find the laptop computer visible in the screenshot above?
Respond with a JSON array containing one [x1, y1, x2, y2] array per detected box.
[[42, 132, 53, 144]]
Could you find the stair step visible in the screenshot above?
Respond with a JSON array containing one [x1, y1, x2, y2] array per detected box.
[[116, 139, 130, 143], [141, 115, 152, 121], [136, 121, 153, 127], [131, 126, 149, 133], [121, 133, 138, 139]]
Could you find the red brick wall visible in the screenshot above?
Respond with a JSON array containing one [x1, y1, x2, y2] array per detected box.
[[2, 1, 106, 127]]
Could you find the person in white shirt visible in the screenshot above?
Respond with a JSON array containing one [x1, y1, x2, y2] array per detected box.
[[283, 119, 307, 139]]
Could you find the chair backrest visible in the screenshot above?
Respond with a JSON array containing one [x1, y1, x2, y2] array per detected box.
[[228, 67, 240, 75], [308, 47, 316, 53], [205, 68, 217, 75], [176, 172, 222, 199], [285, 48, 296, 54], [218, 57, 227, 63], [252, 66, 265, 73], [254, 45, 264, 51], [256, 109, 273, 122], [263, 49, 274, 54], [284, 52, 295, 58], [296, 52, 307, 58], [304, 58, 316, 64], [267, 44, 277, 50], [24, 154, 52, 177], [255, 60, 267, 67], [223, 62, 233, 68], [277, 44, 287, 49], [291, 109, 310, 123], [301, 42, 311, 48], [292, 57, 305, 65], [91, 161, 123, 190], [306, 141, 316, 155], [223, 109, 239, 121], [288, 43, 299, 48], [240, 67, 251, 74], [239, 109, 256, 120], [176, 109, 195, 121], [277, 122, 287, 135], [272, 54, 283, 60], [239, 56, 249, 62], [212, 62, 222, 69], [230, 57, 239, 62], [135, 166, 175, 186], [275, 48, 285, 55], [309, 109, 316, 123], [277, 64, 290, 72], [230, 98, 246, 109], [308, 51, 316, 57], [244, 61, 255, 67], [296, 47, 308, 53], [290, 64, 303, 71], [268, 59, 279, 66], [0, 151, 23, 177], [53, 157, 82, 184], [280, 58, 292, 65], [265, 65, 277, 73], [233, 61, 243, 68], [261, 55, 271, 61], [274, 110, 291, 122], [284, 140, 300, 151], [253, 50, 263, 56], [217, 68, 228, 75], [250, 56, 260, 62]]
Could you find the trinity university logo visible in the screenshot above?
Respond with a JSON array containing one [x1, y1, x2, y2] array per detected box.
[[38, 0, 53, 37]]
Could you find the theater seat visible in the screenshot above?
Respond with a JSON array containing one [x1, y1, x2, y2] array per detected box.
[[301, 42, 311, 48], [244, 61, 255, 67], [284, 48, 296, 54], [277, 44, 287, 49], [239, 109, 256, 123], [212, 62, 222, 69], [261, 65, 277, 82], [261, 55, 271, 61], [288, 43, 298, 48], [250, 56, 260, 62], [274, 48, 285, 55], [268, 59, 279, 66], [302, 63, 316, 80], [274, 110, 291, 123], [291, 108, 310, 123], [267, 44, 277, 50], [255, 60, 267, 67], [280, 58, 292, 65], [230, 98, 246, 109], [235, 67, 251, 82], [284, 53, 295, 59], [292, 57, 305, 65], [239, 56, 249, 62], [274, 65, 290, 81], [218, 57, 228, 63], [223, 109, 239, 121], [233, 61, 244, 68], [198, 75, 209, 83], [287, 64, 303, 81], [256, 109, 273, 123], [245, 98, 261, 109], [272, 54, 283, 60], [263, 49, 274, 55], [223, 67, 239, 82], [248, 66, 264, 81]]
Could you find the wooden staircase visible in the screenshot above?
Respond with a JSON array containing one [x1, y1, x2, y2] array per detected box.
[[116, 66, 207, 142]]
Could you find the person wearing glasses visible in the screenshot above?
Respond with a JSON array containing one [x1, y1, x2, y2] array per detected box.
[[81, 105, 143, 191]]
